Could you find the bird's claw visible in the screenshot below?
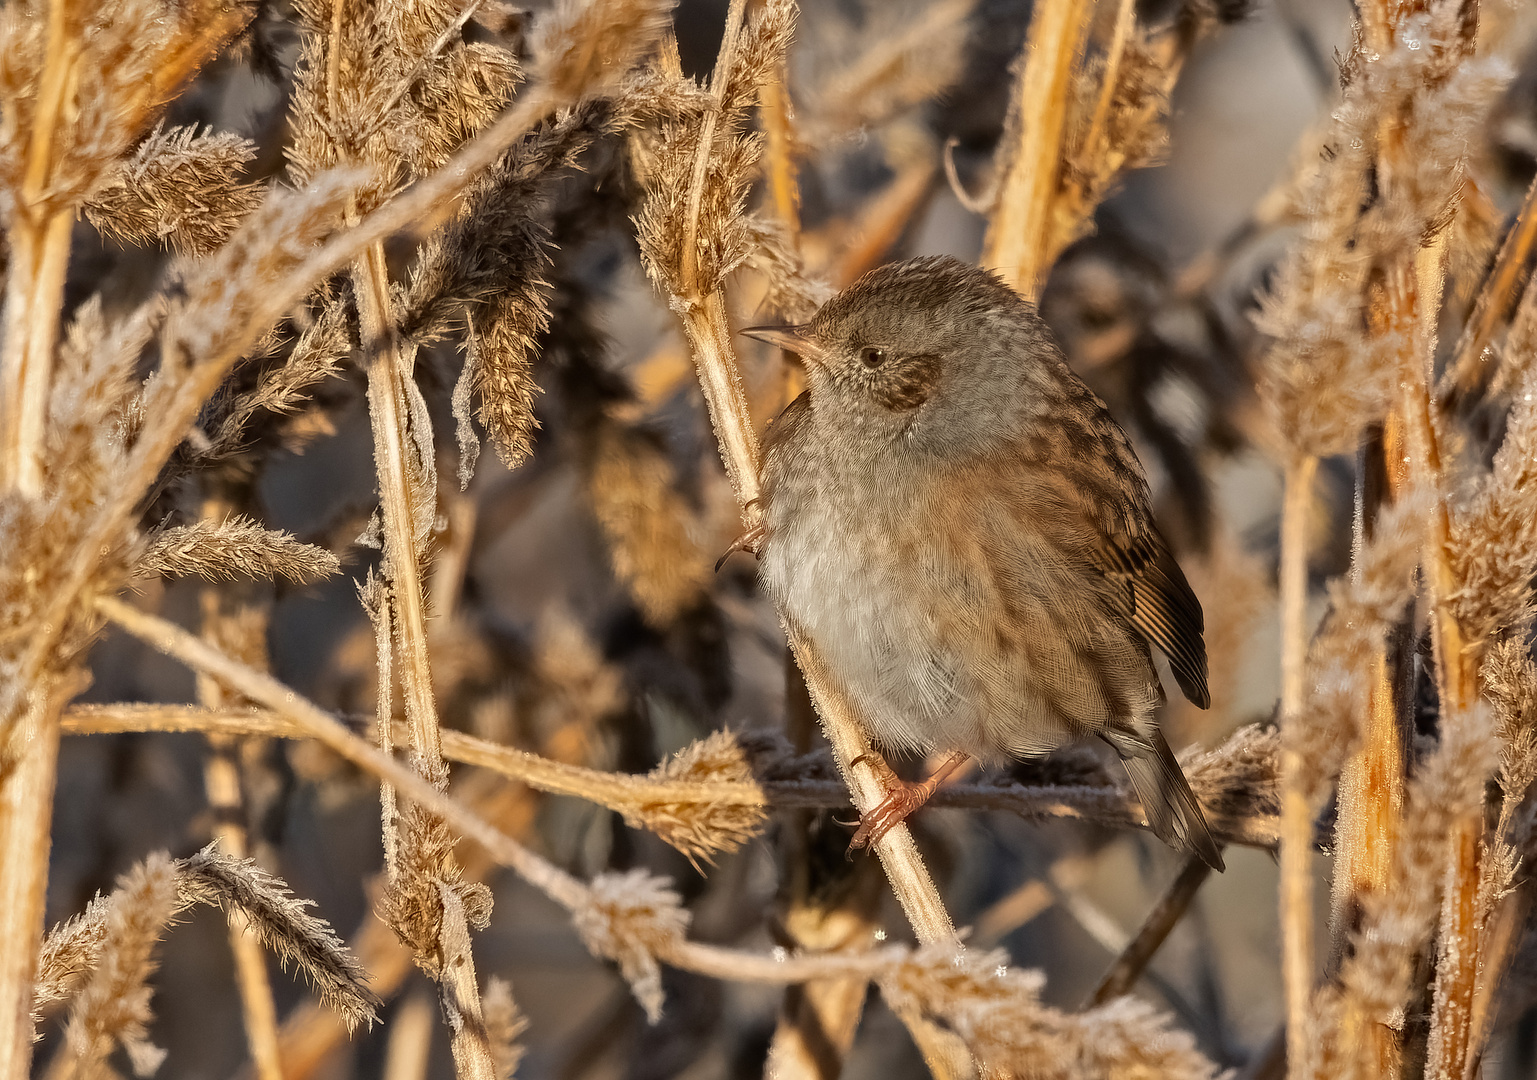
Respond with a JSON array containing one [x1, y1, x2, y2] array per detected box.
[[846, 779, 932, 854], [714, 523, 766, 571]]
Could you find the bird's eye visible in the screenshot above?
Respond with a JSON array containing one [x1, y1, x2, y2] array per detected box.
[[860, 346, 888, 368]]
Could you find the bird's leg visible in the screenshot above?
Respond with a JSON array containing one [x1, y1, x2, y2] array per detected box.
[[714, 523, 766, 571], [848, 751, 973, 852]]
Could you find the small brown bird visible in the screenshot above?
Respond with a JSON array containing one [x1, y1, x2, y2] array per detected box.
[[742, 256, 1223, 871]]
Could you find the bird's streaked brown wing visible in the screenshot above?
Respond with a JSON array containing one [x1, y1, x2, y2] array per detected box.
[[1021, 421, 1211, 710], [1092, 524, 1210, 709]]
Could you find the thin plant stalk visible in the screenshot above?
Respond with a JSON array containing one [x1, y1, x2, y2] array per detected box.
[[663, 1, 957, 953], [196, 576, 284, 1080], [355, 224, 494, 1079], [1087, 853, 1217, 1006], [1330, 420, 1407, 1077], [1279, 451, 1318, 1078], [679, 293, 764, 521], [91, 597, 956, 988], [60, 702, 1287, 849]]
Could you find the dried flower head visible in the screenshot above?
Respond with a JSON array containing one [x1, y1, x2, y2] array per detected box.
[[572, 868, 690, 1022]]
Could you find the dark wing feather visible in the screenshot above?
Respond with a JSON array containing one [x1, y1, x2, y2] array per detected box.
[[1094, 525, 1210, 709]]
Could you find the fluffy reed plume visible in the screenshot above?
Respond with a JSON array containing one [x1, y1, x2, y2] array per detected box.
[[480, 977, 527, 1080], [31, 892, 115, 1023], [1478, 639, 1537, 950], [1449, 378, 1537, 646], [880, 942, 1218, 1079], [178, 846, 381, 1032], [572, 869, 690, 1023], [32, 849, 375, 1080], [83, 125, 264, 256], [584, 421, 712, 626], [136, 517, 341, 584], [398, 102, 623, 479], [49, 853, 181, 1080], [1256, 5, 1509, 458], [628, 730, 767, 864]]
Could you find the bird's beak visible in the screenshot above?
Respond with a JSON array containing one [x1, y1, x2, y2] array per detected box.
[[741, 323, 821, 364]]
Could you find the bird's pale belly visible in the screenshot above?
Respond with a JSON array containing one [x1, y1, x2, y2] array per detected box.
[[761, 493, 996, 759]]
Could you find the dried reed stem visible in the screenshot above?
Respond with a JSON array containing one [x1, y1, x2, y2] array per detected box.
[[0, 690, 66, 1080], [1329, 423, 1407, 1074], [981, 0, 1092, 299], [355, 246, 445, 763], [1406, 239, 1485, 1080], [0, 0, 78, 497], [679, 292, 763, 521], [0, 207, 73, 497], [1279, 451, 1319, 1078], [1440, 171, 1537, 402]]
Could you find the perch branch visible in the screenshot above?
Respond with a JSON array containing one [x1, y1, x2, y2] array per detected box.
[[60, 703, 1284, 850]]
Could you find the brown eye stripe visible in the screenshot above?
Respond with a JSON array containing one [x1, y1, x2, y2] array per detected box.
[[874, 353, 941, 410]]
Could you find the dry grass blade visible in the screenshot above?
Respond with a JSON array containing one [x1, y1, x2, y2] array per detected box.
[[136, 517, 341, 584], [179, 844, 382, 1032]]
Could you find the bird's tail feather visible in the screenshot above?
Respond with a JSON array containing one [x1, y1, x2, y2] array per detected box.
[[1111, 728, 1224, 872]]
